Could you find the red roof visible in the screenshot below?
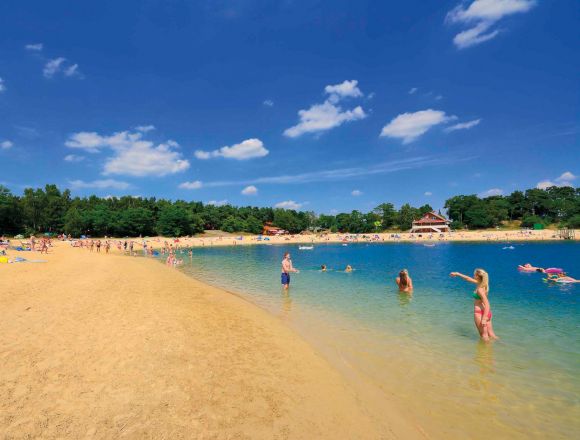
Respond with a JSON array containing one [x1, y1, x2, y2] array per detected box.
[[413, 211, 449, 224]]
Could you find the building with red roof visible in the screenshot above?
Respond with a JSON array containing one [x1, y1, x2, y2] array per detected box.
[[410, 211, 451, 233]]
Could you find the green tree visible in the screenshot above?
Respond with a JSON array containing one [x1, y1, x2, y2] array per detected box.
[[398, 204, 418, 230], [156, 205, 192, 236]]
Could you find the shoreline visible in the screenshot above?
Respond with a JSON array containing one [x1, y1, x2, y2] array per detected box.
[[0, 241, 424, 439], [94, 229, 578, 252]]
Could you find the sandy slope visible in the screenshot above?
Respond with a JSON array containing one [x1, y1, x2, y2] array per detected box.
[[0, 242, 423, 439]]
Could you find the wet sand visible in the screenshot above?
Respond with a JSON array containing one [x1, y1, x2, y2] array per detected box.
[[0, 242, 422, 439]]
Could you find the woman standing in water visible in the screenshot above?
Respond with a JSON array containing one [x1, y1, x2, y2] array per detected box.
[[450, 269, 498, 342], [395, 269, 413, 293]]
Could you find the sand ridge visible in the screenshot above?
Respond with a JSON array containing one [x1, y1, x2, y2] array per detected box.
[[0, 242, 424, 439]]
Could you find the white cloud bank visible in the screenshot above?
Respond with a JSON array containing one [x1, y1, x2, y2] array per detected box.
[[445, 118, 482, 132], [241, 185, 258, 195], [65, 129, 190, 177], [195, 138, 268, 160], [537, 171, 577, 189], [69, 179, 131, 190], [284, 80, 367, 138], [275, 200, 302, 210], [479, 188, 503, 197], [380, 109, 456, 144], [179, 180, 203, 190], [446, 0, 536, 49], [207, 200, 228, 206]]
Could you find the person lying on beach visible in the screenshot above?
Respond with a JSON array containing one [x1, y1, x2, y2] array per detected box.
[[281, 252, 299, 290], [395, 269, 413, 292], [450, 269, 499, 342]]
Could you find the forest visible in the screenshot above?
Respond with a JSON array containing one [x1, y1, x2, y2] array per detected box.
[[0, 184, 578, 237]]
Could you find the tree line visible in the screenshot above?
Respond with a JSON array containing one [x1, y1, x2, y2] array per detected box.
[[0, 184, 578, 237]]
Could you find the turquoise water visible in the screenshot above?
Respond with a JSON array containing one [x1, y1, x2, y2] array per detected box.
[[164, 242, 579, 438]]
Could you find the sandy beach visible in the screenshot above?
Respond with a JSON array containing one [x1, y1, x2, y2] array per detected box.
[[137, 228, 577, 250], [0, 241, 426, 439]]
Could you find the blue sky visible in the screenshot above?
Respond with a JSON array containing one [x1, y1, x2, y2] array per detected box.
[[0, 0, 578, 213]]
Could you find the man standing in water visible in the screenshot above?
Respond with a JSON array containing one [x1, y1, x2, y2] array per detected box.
[[281, 251, 299, 290]]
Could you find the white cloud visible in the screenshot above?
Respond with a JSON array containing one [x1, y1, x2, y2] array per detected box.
[[64, 154, 84, 162], [380, 109, 455, 143], [446, 0, 536, 49], [65, 132, 106, 153], [263, 99, 274, 107], [479, 188, 503, 197], [435, 95, 443, 101], [179, 180, 203, 190], [445, 118, 482, 132], [65, 129, 190, 177], [68, 179, 131, 190], [207, 200, 228, 206], [409, 87, 418, 95], [0, 77, 6, 93], [537, 171, 577, 189], [195, 138, 268, 160], [241, 185, 258, 195], [284, 80, 367, 137], [25, 43, 43, 51], [1, 140, 13, 150], [536, 180, 555, 190], [284, 101, 366, 138], [324, 80, 363, 103], [556, 171, 577, 183], [64, 64, 80, 77], [351, 189, 363, 196], [424, 191, 433, 196], [275, 200, 302, 210], [135, 125, 156, 133], [43, 57, 82, 78]]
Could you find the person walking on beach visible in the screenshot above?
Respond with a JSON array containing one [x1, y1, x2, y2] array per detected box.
[[281, 252, 299, 290], [450, 269, 498, 342], [396, 269, 413, 292]]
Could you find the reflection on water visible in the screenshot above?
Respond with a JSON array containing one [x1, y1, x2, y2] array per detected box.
[[474, 340, 495, 376], [397, 291, 413, 307], [280, 289, 293, 318], [168, 242, 580, 439]]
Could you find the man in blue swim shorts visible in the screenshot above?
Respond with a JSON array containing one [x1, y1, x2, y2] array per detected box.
[[281, 251, 299, 290]]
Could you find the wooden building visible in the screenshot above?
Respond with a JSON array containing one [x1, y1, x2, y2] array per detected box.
[[410, 211, 451, 233]]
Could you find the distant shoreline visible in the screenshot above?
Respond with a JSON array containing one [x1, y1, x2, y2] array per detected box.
[[94, 229, 578, 250]]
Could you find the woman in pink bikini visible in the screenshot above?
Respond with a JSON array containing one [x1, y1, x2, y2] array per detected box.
[[450, 268, 498, 342]]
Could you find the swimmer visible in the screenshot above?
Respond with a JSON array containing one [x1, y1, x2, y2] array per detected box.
[[321, 264, 327, 272], [345, 265, 353, 273], [450, 269, 498, 342], [395, 269, 413, 292]]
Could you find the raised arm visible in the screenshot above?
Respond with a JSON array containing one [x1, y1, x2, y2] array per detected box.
[[450, 272, 478, 284]]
